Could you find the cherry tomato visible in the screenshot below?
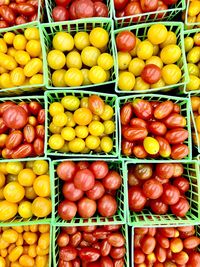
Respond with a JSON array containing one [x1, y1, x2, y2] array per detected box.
[[132, 99, 153, 120], [102, 171, 122, 190], [125, 2, 143, 23], [62, 182, 84, 201], [97, 194, 117, 217], [86, 181, 105, 200], [58, 200, 77, 221], [107, 233, 125, 247], [155, 163, 175, 179], [150, 198, 168, 214], [79, 247, 101, 262], [75, 0, 95, 18], [74, 169, 95, 191], [171, 144, 189, 160], [57, 161, 77, 182], [141, 64, 161, 84], [0, 6, 16, 25], [141, 235, 156, 254], [52, 6, 70, 21], [161, 184, 180, 205], [57, 232, 70, 247], [88, 95, 105, 116], [134, 163, 153, 180], [173, 163, 184, 177], [128, 186, 147, 212], [16, 3, 36, 16], [116, 31, 136, 52], [142, 178, 163, 199], [110, 247, 126, 260], [59, 246, 78, 261], [114, 0, 129, 10], [170, 196, 190, 217], [94, 2, 108, 17], [3, 105, 28, 129], [69, 231, 82, 247], [77, 197, 97, 218], [134, 248, 145, 264], [120, 102, 133, 125], [55, 0, 72, 6], [89, 161, 109, 179], [122, 139, 134, 156], [141, 0, 158, 12], [132, 145, 148, 159], [149, 121, 167, 136]]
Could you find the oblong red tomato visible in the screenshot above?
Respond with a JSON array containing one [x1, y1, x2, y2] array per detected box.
[[132, 145, 148, 159], [155, 232, 170, 249], [130, 118, 147, 128], [37, 109, 45, 124], [16, 3, 35, 16], [163, 113, 186, 128], [12, 143, 33, 158], [128, 186, 147, 212], [36, 125, 45, 139], [173, 177, 189, 194], [155, 245, 167, 263], [155, 136, 171, 158], [187, 251, 200, 267], [149, 121, 167, 136], [23, 124, 35, 143], [132, 99, 153, 120], [59, 246, 78, 261], [88, 95, 105, 116], [0, 6, 16, 24], [69, 231, 82, 247], [170, 197, 190, 217], [79, 247, 101, 262], [121, 139, 134, 156], [134, 248, 145, 264], [122, 126, 148, 141], [155, 163, 174, 179], [142, 178, 163, 199], [150, 198, 168, 215], [154, 100, 174, 120], [100, 239, 112, 256], [120, 102, 133, 125], [33, 138, 44, 156], [165, 128, 188, 144], [5, 130, 23, 149], [171, 144, 189, 160], [161, 184, 180, 205], [2, 147, 13, 159], [107, 233, 125, 247], [183, 236, 200, 250], [29, 101, 42, 115], [141, 235, 156, 254], [110, 246, 126, 259]]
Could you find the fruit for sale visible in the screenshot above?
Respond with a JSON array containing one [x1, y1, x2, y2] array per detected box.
[[48, 94, 115, 154], [120, 98, 189, 159], [0, 160, 51, 221], [57, 225, 126, 266], [0, 0, 40, 28], [185, 32, 200, 92], [0, 224, 50, 266], [56, 160, 122, 221], [52, 0, 109, 22], [128, 163, 191, 217], [0, 99, 45, 159], [116, 24, 183, 91], [184, 0, 200, 28], [133, 226, 200, 266], [46, 28, 113, 87], [0, 27, 43, 90]]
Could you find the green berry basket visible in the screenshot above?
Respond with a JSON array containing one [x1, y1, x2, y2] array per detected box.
[[45, 0, 112, 23], [183, 28, 200, 94], [0, 221, 52, 267], [52, 223, 129, 266], [190, 93, 200, 153], [113, 22, 189, 94], [0, 95, 46, 159], [0, 22, 46, 96], [40, 18, 116, 90], [0, 158, 53, 227], [185, 0, 200, 29], [126, 160, 200, 227], [51, 159, 127, 226], [118, 94, 192, 161], [111, 0, 185, 29], [131, 224, 200, 267], [45, 90, 118, 158]]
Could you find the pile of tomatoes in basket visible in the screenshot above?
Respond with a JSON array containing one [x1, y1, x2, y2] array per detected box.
[[52, 0, 109, 21], [57, 161, 122, 220]]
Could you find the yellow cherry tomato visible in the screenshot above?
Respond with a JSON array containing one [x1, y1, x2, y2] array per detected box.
[[73, 107, 93, 126], [81, 46, 101, 67], [0, 38, 7, 53], [33, 175, 50, 197], [188, 63, 199, 76], [24, 58, 42, 77], [133, 77, 150, 91], [187, 46, 200, 63], [31, 197, 52, 218], [137, 40, 154, 60], [146, 56, 163, 69], [3, 32, 15, 45], [81, 69, 92, 85], [3, 182, 25, 203], [129, 37, 141, 57], [6, 162, 23, 175], [103, 120, 115, 135], [13, 34, 27, 50], [74, 32, 90, 50], [29, 74, 43, 85], [47, 50, 65, 70], [0, 73, 13, 88], [18, 169, 36, 187], [160, 31, 177, 48], [0, 201, 18, 221], [88, 121, 105, 136], [2, 229, 18, 243], [118, 51, 131, 70], [89, 27, 109, 49], [49, 102, 64, 116], [49, 122, 62, 134], [68, 138, 85, 152], [53, 112, 68, 127], [26, 40, 41, 57], [97, 53, 114, 70], [48, 134, 65, 150], [100, 105, 114, 121], [61, 95, 80, 111], [153, 44, 159, 56], [160, 44, 181, 64], [52, 69, 66, 87], [33, 160, 48, 176], [53, 32, 74, 52], [18, 201, 33, 219], [151, 78, 166, 89], [128, 58, 145, 76], [147, 24, 168, 45], [89, 66, 107, 84], [25, 187, 37, 200], [187, 74, 200, 91], [65, 111, 76, 127], [188, 1, 200, 16], [64, 68, 83, 87], [0, 52, 17, 71], [143, 137, 160, 154], [10, 68, 25, 86], [80, 97, 89, 108], [61, 127, 76, 141], [66, 51, 82, 69], [161, 64, 181, 85], [14, 50, 30, 65], [75, 125, 89, 139], [85, 135, 100, 150], [184, 36, 194, 52], [100, 136, 113, 153], [24, 28, 40, 40], [118, 71, 135, 91]]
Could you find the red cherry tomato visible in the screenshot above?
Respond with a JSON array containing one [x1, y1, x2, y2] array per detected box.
[[102, 171, 122, 190], [97, 194, 117, 217], [149, 198, 168, 214], [155, 163, 175, 179], [75, 0, 95, 18], [58, 200, 77, 221], [74, 169, 95, 191], [59, 246, 78, 261], [89, 161, 109, 179], [124, 2, 143, 23], [62, 182, 84, 201], [170, 196, 190, 217], [140, 0, 158, 12], [3, 106, 28, 129], [57, 161, 77, 182], [57, 232, 70, 247], [142, 178, 163, 199], [141, 64, 161, 84], [116, 31, 136, 52], [85, 181, 105, 200], [52, 6, 69, 21], [0, 5, 16, 25], [55, 0, 72, 7], [173, 177, 190, 194], [114, 0, 129, 10], [161, 184, 180, 205], [128, 186, 147, 212], [69, 0, 77, 19], [94, 1, 108, 17], [77, 197, 97, 218]]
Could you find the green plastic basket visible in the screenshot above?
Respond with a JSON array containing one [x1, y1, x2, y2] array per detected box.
[[46, 0, 112, 22], [53, 223, 129, 266], [112, 0, 185, 28], [184, 28, 200, 94], [113, 22, 189, 94], [45, 90, 118, 158], [0, 22, 46, 96], [51, 159, 126, 226], [40, 19, 116, 90], [185, 0, 200, 29], [0, 221, 52, 266], [0, 158, 53, 226], [118, 94, 192, 161], [190, 93, 200, 153], [126, 160, 200, 227], [0, 95, 46, 159], [131, 224, 200, 267]]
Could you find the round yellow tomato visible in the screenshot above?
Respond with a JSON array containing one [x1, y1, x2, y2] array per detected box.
[[85, 135, 100, 150], [75, 125, 89, 139], [133, 77, 150, 91], [49, 122, 62, 134], [59, 142, 69, 153], [64, 68, 83, 87], [160, 31, 177, 48], [88, 66, 107, 84], [160, 45, 181, 64], [6, 162, 23, 175], [25, 187, 37, 200], [47, 50, 65, 70], [68, 138, 85, 152], [33, 175, 50, 197], [18, 169, 36, 187], [88, 121, 105, 136], [13, 34, 27, 50], [61, 127, 76, 141], [187, 74, 200, 91], [32, 160, 48, 176], [97, 53, 114, 70], [74, 32, 90, 50], [53, 32, 74, 52], [53, 112, 68, 127], [128, 58, 145, 76], [26, 40, 41, 57], [100, 105, 114, 121], [73, 107, 92, 126], [89, 28, 109, 49], [32, 197, 52, 218], [81, 46, 101, 67], [3, 32, 15, 45], [61, 95, 80, 111], [18, 201, 33, 219], [66, 51, 82, 69], [103, 120, 115, 135], [151, 78, 165, 89], [118, 52, 131, 71], [3, 182, 25, 203], [65, 111, 76, 127], [147, 24, 168, 45], [146, 56, 163, 69], [137, 40, 154, 60], [187, 63, 199, 76], [0, 201, 18, 221], [184, 36, 194, 52], [52, 69, 66, 87], [81, 69, 92, 85], [80, 97, 89, 108], [49, 102, 64, 117], [100, 136, 113, 153], [187, 46, 200, 63], [24, 28, 40, 40], [161, 64, 181, 85], [130, 37, 141, 57], [48, 134, 65, 150], [118, 71, 135, 91]]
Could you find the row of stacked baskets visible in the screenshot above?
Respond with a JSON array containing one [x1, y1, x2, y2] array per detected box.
[[0, 0, 200, 266]]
